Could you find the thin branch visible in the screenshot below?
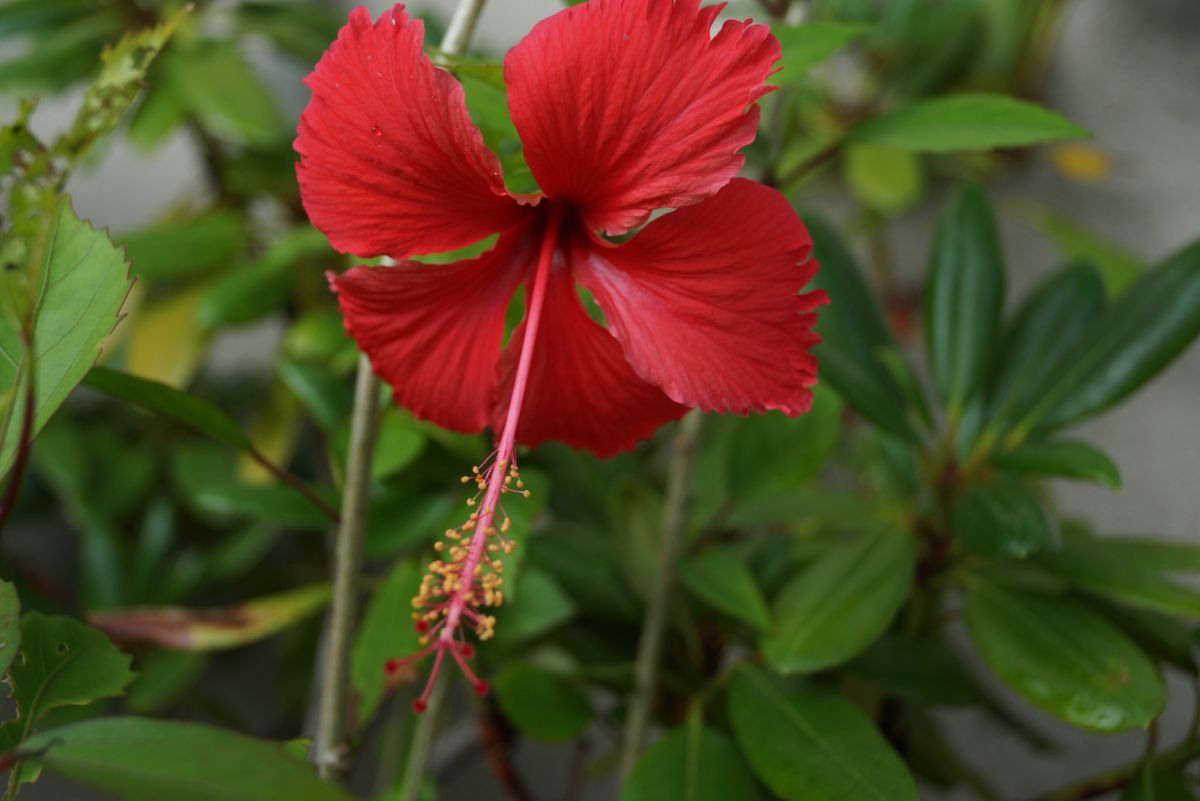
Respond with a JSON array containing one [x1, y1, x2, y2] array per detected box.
[[398, 679, 447, 801], [312, 356, 381, 778], [479, 701, 535, 801], [618, 410, 704, 783], [247, 447, 339, 524]]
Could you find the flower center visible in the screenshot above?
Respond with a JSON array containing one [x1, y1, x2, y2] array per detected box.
[[386, 205, 564, 712]]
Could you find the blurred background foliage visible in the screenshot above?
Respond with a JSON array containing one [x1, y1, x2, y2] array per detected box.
[[1, 0, 1199, 800]]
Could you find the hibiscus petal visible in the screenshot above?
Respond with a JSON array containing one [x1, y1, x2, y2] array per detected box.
[[331, 225, 533, 433], [575, 179, 826, 415], [504, 0, 779, 236], [297, 5, 524, 259], [495, 267, 687, 457]]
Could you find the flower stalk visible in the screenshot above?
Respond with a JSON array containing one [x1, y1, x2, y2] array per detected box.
[[618, 409, 703, 782]]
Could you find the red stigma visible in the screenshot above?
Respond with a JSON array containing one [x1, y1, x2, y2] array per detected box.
[[414, 619, 430, 634], [412, 698, 428, 714], [459, 643, 475, 659], [384, 658, 402, 676], [474, 680, 490, 697]]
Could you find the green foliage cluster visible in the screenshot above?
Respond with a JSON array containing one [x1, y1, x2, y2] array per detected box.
[[0, 1, 1198, 800]]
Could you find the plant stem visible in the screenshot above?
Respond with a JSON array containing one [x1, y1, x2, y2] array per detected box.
[[313, 355, 381, 778], [398, 678, 447, 801], [247, 447, 339, 524], [441, 0, 488, 57], [618, 410, 703, 783]]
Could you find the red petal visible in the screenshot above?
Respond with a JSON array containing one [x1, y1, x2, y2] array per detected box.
[[297, 6, 524, 259], [576, 179, 826, 415], [494, 267, 687, 457], [504, 0, 779, 235], [332, 225, 534, 432]]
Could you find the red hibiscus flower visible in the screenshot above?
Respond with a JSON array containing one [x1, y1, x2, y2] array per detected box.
[[295, 0, 825, 708]]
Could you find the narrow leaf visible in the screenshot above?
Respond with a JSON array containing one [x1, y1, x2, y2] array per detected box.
[[851, 94, 1087, 153], [991, 439, 1120, 488]]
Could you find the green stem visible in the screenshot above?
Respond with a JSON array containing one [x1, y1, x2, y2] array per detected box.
[[313, 355, 381, 778], [618, 410, 704, 783]]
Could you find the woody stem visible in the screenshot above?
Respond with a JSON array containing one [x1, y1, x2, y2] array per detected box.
[[439, 206, 562, 643], [618, 409, 704, 782]]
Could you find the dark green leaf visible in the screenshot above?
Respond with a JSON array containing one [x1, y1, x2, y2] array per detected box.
[[728, 667, 917, 801], [198, 228, 330, 327], [235, 2, 343, 62], [1065, 537, 1200, 574], [351, 559, 420, 727], [126, 650, 207, 715], [988, 262, 1106, 426], [0, 12, 124, 92], [116, 211, 248, 281], [1039, 532, 1200, 620], [846, 634, 974, 706], [0, 200, 133, 477], [493, 663, 591, 743], [964, 578, 1164, 732], [851, 94, 1087, 153], [806, 213, 915, 440], [1030, 210, 1144, 298], [621, 724, 757, 801], [952, 478, 1057, 558], [0, 581, 20, 676], [1121, 765, 1198, 801], [763, 528, 915, 674], [923, 184, 1005, 413], [165, 42, 285, 146], [0, 0, 97, 37], [495, 569, 575, 644], [991, 438, 1120, 488], [679, 548, 770, 631], [84, 367, 250, 449], [770, 22, 867, 85], [1024, 241, 1200, 432], [19, 717, 354, 801]]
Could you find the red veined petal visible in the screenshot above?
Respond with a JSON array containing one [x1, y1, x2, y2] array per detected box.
[[297, 5, 524, 259], [575, 179, 826, 415], [504, 0, 779, 236], [494, 266, 687, 457], [331, 224, 534, 432]]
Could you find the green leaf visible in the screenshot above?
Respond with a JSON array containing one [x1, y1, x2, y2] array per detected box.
[[1030, 209, 1144, 298], [991, 438, 1120, 488], [234, 1, 343, 62], [87, 585, 329, 651], [0, 12, 124, 92], [1121, 765, 1198, 801], [762, 528, 915, 674], [493, 663, 591, 743], [126, 651, 206, 715], [621, 724, 757, 801], [679, 548, 770, 631], [728, 666, 917, 801], [1064, 537, 1200, 574], [964, 578, 1164, 732], [495, 569, 575, 644], [851, 94, 1087, 153], [19, 717, 354, 801], [7, 613, 135, 735], [0, 581, 20, 677], [1039, 532, 1200, 620], [84, 367, 251, 449], [116, 211, 248, 281], [952, 477, 1057, 558], [1023, 241, 1200, 432], [164, 42, 285, 146], [805, 213, 915, 440], [352, 559, 421, 727], [842, 144, 924, 215], [987, 262, 1106, 426], [0, 0, 97, 37], [769, 22, 867, 85], [923, 184, 1006, 413], [846, 634, 974, 707], [0, 200, 133, 477]]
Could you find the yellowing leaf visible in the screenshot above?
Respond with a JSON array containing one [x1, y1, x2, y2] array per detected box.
[[124, 286, 207, 387]]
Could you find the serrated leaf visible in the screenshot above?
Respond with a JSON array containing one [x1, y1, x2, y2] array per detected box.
[[952, 477, 1057, 558], [770, 22, 867, 85], [0, 200, 133, 477], [494, 663, 591, 743], [679, 548, 770, 631], [851, 94, 1087, 153], [964, 577, 1164, 732], [991, 438, 1120, 488], [0, 581, 19, 677], [763, 528, 915, 674], [351, 559, 421, 727], [727, 666, 917, 801], [923, 184, 1005, 413], [621, 724, 756, 801], [87, 585, 329, 652], [7, 613, 135, 734], [19, 717, 354, 801]]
